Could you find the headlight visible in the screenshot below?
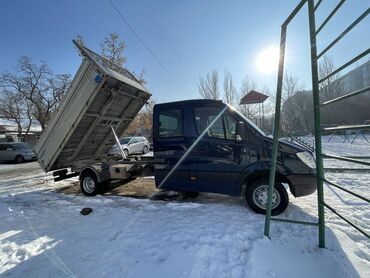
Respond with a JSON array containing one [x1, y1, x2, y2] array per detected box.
[[296, 152, 316, 169]]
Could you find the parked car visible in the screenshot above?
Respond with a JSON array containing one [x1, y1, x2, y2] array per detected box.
[[107, 136, 150, 157], [0, 142, 37, 163]]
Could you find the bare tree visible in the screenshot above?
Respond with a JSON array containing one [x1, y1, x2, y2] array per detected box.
[[75, 33, 146, 84], [319, 55, 348, 126], [283, 73, 299, 100], [130, 69, 147, 85], [223, 70, 237, 106], [198, 70, 220, 100], [100, 32, 126, 67], [0, 89, 34, 139], [124, 99, 155, 141], [0, 57, 71, 130], [281, 73, 308, 134], [319, 55, 343, 102], [282, 90, 313, 134]]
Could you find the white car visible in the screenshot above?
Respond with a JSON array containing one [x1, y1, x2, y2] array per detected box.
[[108, 136, 150, 158], [0, 142, 37, 163]]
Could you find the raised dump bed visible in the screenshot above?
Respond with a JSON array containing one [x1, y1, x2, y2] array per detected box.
[[34, 41, 151, 172]]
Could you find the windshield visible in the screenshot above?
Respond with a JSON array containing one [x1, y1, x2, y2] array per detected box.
[[119, 137, 131, 144], [14, 143, 33, 150], [227, 104, 266, 136]]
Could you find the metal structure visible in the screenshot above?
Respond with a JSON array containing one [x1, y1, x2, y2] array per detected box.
[[34, 41, 151, 172], [264, 0, 370, 247], [327, 120, 370, 144], [240, 90, 269, 130]]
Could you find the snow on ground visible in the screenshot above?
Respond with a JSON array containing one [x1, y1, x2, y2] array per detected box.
[[0, 136, 369, 277], [0, 161, 48, 180], [295, 135, 370, 169], [322, 135, 370, 157]]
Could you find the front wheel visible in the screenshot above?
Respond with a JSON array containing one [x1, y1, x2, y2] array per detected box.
[[143, 145, 148, 154], [245, 178, 289, 216], [15, 155, 25, 163]]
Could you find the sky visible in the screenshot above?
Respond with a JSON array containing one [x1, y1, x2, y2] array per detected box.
[[0, 0, 369, 104]]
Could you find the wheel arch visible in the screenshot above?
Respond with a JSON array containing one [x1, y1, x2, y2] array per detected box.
[[79, 167, 98, 180], [80, 163, 111, 183], [240, 169, 291, 195], [15, 154, 25, 163]]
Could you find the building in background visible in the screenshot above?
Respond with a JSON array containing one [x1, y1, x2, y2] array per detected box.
[[0, 119, 41, 144], [282, 59, 370, 135], [339, 60, 370, 92]]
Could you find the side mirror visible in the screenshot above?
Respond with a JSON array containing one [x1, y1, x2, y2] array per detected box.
[[235, 122, 247, 142]]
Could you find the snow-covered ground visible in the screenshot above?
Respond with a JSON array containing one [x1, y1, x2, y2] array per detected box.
[[0, 136, 369, 277], [296, 135, 370, 170]]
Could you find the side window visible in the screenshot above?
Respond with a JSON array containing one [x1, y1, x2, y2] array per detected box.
[[0, 144, 12, 150], [194, 107, 225, 139], [131, 138, 138, 143], [224, 114, 237, 140], [159, 109, 183, 138], [195, 108, 238, 140]]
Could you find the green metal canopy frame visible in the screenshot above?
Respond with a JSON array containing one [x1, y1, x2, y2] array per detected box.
[[264, 0, 370, 248]]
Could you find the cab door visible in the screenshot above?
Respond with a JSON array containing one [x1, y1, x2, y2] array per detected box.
[[189, 106, 249, 195], [153, 107, 191, 190]]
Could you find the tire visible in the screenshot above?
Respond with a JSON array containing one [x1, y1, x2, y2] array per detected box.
[[245, 178, 289, 216], [143, 145, 149, 154], [80, 171, 100, 196], [123, 149, 129, 158], [15, 155, 25, 163]]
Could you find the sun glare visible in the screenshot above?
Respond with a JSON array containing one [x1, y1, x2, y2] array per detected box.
[[256, 46, 280, 74]]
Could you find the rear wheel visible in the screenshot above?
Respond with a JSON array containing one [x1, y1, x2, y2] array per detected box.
[[245, 178, 289, 216], [80, 171, 99, 196], [123, 149, 129, 158], [143, 145, 149, 154], [15, 155, 25, 163]]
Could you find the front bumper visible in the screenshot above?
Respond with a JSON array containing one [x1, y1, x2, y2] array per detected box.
[[24, 154, 37, 161], [287, 174, 317, 197]]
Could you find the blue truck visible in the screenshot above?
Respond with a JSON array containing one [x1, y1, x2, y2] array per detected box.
[[152, 99, 316, 215], [35, 42, 316, 216]]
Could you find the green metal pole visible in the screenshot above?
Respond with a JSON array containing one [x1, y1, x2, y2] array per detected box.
[[264, 24, 287, 238], [308, 0, 326, 248]]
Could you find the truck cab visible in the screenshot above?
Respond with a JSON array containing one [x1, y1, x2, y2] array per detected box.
[[153, 99, 316, 215]]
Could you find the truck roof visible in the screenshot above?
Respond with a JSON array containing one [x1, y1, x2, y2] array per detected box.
[[154, 99, 224, 107], [34, 42, 151, 172]]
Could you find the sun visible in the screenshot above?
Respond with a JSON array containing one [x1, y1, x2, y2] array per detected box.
[[256, 46, 280, 74]]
